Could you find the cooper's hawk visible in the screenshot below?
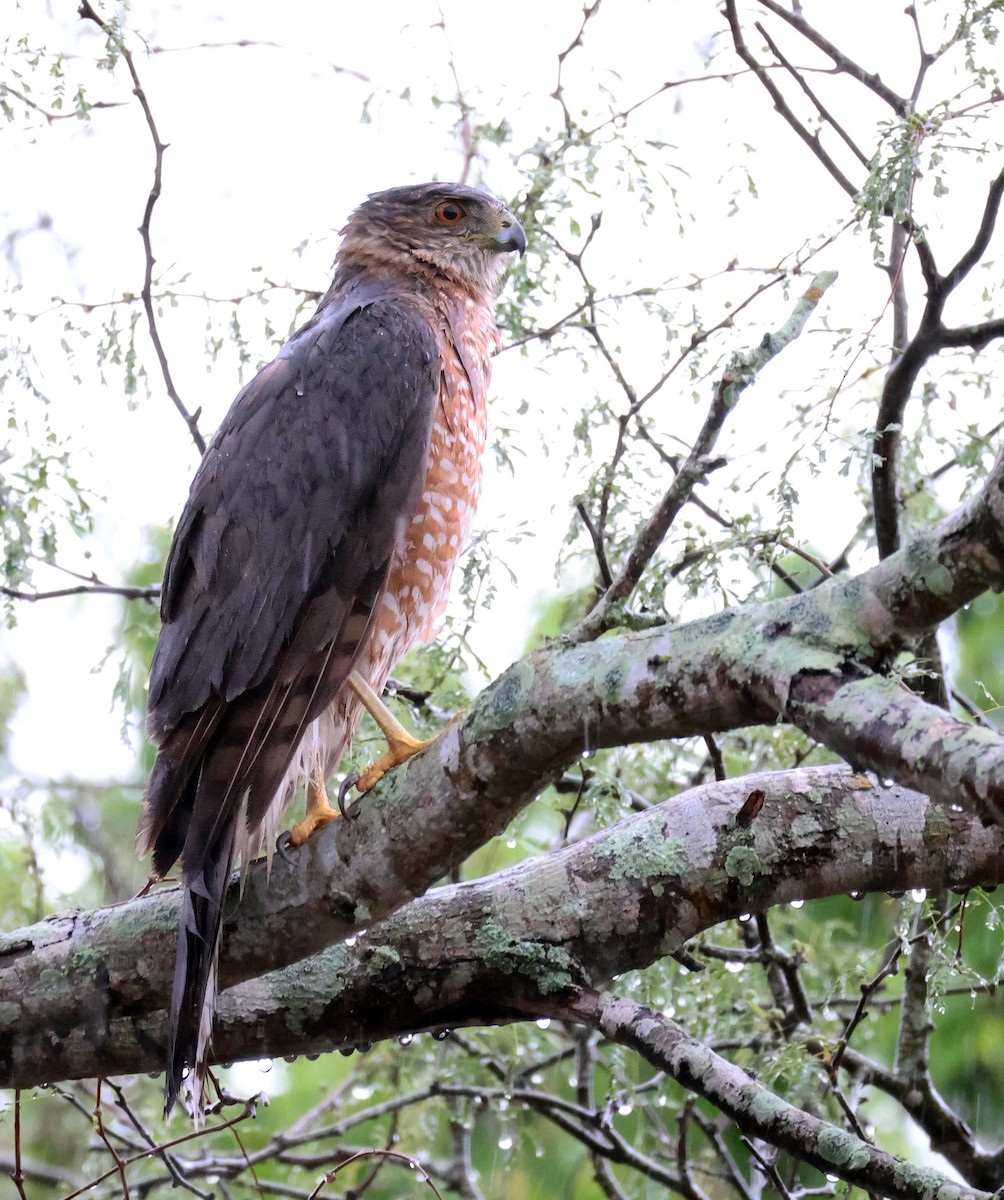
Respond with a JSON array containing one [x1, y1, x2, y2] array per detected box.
[[138, 183, 525, 1118]]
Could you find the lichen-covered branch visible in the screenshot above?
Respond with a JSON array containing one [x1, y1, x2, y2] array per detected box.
[[819, 1040, 1004, 1191], [572, 990, 994, 1200], [3, 421, 1004, 1174], [3, 439, 1004, 1078], [3, 765, 1002, 1087]]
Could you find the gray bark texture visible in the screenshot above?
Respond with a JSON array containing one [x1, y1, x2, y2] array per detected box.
[[3, 448, 1004, 1200]]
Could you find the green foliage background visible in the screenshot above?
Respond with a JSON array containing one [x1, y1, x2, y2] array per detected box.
[[2, 0, 1004, 1195]]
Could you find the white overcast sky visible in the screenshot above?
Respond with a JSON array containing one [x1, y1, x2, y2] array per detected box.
[[2, 1, 1000, 795]]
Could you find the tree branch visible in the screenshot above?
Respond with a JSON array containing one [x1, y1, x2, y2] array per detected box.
[[872, 166, 1004, 557], [4, 442, 1004, 1085], [4, 765, 1003, 1087], [818, 1040, 1003, 1191], [573, 990, 993, 1200], [753, 0, 909, 117], [572, 271, 838, 641], [0, 581, 158, 603], [78, 1, 206, 455], [943, 165, 1004, 290], [724, 3, 860, 199], [753, 21, 870, 170]]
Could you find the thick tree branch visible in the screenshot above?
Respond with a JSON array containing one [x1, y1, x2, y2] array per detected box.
[[3, 444, 1004, 1086], [786, 674, 1004, 821], [937, 317, 1004, 351], [3, 765, 1002, 1088]]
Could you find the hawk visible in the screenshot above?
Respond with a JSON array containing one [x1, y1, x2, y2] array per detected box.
[[138, 183, 526, 1117]]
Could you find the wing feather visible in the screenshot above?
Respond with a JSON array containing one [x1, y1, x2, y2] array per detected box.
[[141, 285, 440, 1115], [147, 287, 438, 735]]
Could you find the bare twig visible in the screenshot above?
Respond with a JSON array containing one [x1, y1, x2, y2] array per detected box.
[[78, 1, 206, 454], [434, 11, 477, 184], [873, 166, 1004, 557], [571, 271, 838, 642], [753, 0, 909, 116], [753, 21, 870, 169], [552, 1, 603, 134], [0, 581, 158, 603], [0, 82, 125, 123], [9, 1091, 27, 1200], [435, 1082, 684, 1191], [575, 499, 614, 590], [59, 1099, 258, 1200], [93, 1081, 132, 1200], [725, 2, 860, 198]]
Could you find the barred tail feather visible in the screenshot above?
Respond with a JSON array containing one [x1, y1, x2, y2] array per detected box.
[[150, 584, 387, 1119], [165, 823, 235, 1121]]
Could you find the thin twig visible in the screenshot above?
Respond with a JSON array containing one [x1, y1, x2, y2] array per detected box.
[[753, 21, 870, 169], [0, 582, 159, 603], [571, 271, 838, 642], [78, 1, 206, 454], [725, 2, 860, 198], [575, 499, 614, 589], [552, 1, 603, 134], [10, 1091, 27, 1200], [754, 0, 909, 115]]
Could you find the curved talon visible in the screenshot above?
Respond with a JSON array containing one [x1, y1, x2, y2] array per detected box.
[[275, 831, 296, 864], [338, 772, 362, 820]]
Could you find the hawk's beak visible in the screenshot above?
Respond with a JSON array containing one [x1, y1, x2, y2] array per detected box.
[[492, 217, 527, 257]]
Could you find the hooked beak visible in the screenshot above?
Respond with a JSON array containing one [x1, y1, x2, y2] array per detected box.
[[492, 215, 527, 257]]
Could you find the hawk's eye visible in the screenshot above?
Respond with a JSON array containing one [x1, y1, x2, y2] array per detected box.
[[435, 200, 466, 224]]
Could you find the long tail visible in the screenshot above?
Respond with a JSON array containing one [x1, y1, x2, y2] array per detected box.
[[144, 581, 388, 1119], [164, 824, 235, 1120]]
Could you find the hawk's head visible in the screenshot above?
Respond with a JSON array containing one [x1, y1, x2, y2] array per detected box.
[[338, 182, 526, 292]]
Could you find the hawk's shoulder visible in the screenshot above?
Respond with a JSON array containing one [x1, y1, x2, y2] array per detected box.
[[149, 283, 441, 736]]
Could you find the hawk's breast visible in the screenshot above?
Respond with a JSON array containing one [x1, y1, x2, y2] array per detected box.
[[373, 296, 496, 659]]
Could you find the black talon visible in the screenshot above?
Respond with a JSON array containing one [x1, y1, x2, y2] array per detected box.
[[338, 772, 362, 820], [275, 831, 296, 863]]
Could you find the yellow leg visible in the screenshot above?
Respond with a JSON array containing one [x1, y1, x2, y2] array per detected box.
[[283, 672, 435, 849], [348, 670, 435, 793], [286, 763, 339, 847]]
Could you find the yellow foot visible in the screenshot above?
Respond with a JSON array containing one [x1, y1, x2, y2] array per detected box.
[[286, 801, 339, 847], [285, 769, 339, 848], [354, 729, 436, 794]]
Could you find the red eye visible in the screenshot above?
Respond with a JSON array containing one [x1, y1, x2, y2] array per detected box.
[[435, 200, 466, 224]]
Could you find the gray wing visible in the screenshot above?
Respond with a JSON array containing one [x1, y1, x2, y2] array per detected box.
[[148, 287, 437, 740], [139, 288, 439, 1116], [141, 287, 438, 872]]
